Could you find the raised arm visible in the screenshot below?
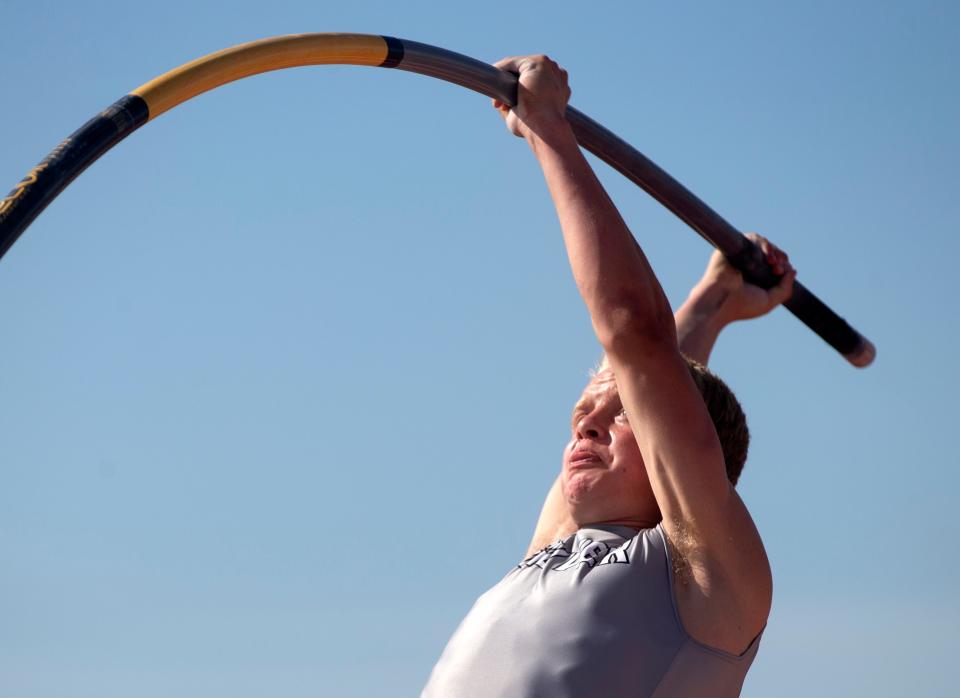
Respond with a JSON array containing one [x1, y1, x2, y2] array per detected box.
[[497, 55, 783, 653]]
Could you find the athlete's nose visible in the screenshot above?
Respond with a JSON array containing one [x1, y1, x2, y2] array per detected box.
[[575, 410, 608, 441]]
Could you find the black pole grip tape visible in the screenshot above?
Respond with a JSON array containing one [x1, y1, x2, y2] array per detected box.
[[728, 236, 873, 364], [0, 95, 149, 260]]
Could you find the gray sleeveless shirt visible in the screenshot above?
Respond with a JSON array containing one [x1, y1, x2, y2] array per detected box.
[[422, 524, 761, 697]]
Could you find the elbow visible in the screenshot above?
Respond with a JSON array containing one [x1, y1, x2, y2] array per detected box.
[[593, 299, 678, 356]]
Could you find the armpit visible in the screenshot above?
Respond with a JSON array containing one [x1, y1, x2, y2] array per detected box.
[[663, 520, 706, 589]]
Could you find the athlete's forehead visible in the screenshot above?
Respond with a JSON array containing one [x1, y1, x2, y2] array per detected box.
[[588, 367, 617, 390], [573, 369, 619, 408]]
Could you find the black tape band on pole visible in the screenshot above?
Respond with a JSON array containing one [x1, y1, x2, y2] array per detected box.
[[0, 96, 149, 260]]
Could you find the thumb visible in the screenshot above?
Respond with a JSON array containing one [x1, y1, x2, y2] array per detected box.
[[492, 56, 524, 76], [767, 269, 797, 306]]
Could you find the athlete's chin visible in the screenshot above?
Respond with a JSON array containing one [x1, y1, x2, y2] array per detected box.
[[562, 470, 595, 499], [563, 472, 612, 514]]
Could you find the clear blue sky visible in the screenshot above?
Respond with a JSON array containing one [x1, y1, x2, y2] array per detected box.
[[1, 1, 957, 696]]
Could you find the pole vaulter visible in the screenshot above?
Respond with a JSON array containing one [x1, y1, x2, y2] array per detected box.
[[0, 33, 875, 367]]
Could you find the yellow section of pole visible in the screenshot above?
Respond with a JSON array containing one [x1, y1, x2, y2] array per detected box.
[[132, 33, 390, 119]]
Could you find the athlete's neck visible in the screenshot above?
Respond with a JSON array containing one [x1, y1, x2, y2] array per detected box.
[[580, 515, 660, 531]]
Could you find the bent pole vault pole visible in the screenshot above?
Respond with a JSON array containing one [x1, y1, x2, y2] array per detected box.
[[0, 33, 875, 367]]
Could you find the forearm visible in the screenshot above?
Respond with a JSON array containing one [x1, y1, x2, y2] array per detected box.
[[526, 121, 675, 347], [674, 282, 732, 365]]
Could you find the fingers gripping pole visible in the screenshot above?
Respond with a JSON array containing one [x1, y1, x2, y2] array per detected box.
[[0, 33, 874, 367]]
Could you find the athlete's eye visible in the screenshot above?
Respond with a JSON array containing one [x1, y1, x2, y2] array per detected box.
[[570, 405, 587, 426]]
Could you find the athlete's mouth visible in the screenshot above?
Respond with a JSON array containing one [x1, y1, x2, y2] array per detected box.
[[569, 448, 603, 468]]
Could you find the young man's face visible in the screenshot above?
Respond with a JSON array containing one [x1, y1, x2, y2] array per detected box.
[[561, 370, 660, 527]]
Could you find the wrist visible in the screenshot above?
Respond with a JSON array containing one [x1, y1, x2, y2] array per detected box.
[[524, 113, 575, 150], [682, 280, 736, 331], [676, 287, 728, 366]]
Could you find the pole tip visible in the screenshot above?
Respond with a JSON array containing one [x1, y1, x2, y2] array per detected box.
[[845, 337, 876, 368]]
